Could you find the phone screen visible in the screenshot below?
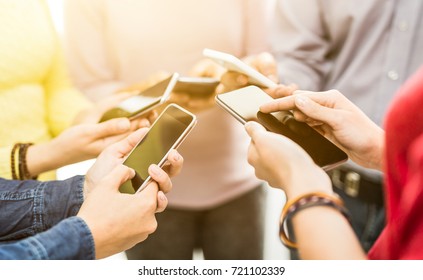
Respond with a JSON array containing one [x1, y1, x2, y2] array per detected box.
[[216, 86, 348, 170], [173, 77, 219, 96], [119, 104, 196, 194], [100, 74, 178, 122]]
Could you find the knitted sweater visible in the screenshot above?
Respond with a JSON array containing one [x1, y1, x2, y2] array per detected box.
[[0, 0, 91, 180]]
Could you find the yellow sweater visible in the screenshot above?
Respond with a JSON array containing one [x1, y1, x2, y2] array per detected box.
[[0, 0, 91, 180]]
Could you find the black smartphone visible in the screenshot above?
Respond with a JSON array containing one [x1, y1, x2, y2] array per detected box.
[[100, 73, 179, 122], [173, 76, 220, 97], [119, 103, 197, 194], [215, 86, 348, 170]]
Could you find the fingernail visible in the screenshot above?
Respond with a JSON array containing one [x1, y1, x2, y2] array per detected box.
[[117, 119, 130, 130], [295, 95, 308, 108], [244, 122, 253, 129], [140, 119, 150, 127], [173, 153, 181, 162], [149, 164, 161, 176], [158, 192, 167, 201]]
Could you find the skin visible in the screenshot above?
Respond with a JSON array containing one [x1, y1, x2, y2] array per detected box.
[[244, 89, 384, 259], [77, 128, 183, 259], [26, 93, 156, 178]]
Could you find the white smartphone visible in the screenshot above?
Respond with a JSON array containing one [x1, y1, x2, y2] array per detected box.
[[203, 48, 277, 89], [100, 73, 179, 122], [215, 86, 348, 170], [119, 103, 197, 194], [173, 76, 220, 97]]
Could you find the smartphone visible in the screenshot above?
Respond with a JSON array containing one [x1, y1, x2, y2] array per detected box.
[[119, 103, 197, 194], [203, 48, 278, 89], [173, 76, 220, 97], [100, 73, 179, 122], [215, 86, 348, 170]]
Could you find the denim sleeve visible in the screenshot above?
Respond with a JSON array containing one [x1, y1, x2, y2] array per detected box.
[[0, 176, 85, 241], [0, 216, 95, 260]]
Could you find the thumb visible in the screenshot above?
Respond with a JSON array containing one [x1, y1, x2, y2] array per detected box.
[[245, 121, 267, 140], [294, 95, 336, 126], [94, 118, 131, 139], [101, 165, 135, 191]]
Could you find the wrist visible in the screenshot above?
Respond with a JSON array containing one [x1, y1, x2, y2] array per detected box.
[[26, 141, 63, 176], [284, 166, 333, 200], [369, 129, 385, 171]]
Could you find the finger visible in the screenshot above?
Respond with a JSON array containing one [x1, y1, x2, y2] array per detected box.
[[136, 181, 159, 203], [156, 191, 168, 213], [220, 71, 249, 90], [244, 121, 267, 140], [294, 95, 337, 126], [248, 52, 278, 82], [105, 127, 149, 158], [163, 149, 184, 177], [246, 140, 260, 167], [259, 95, 296, 113], [93, 117, 131, 139], [266, 83, 298, 98], [148, 164, 173, 193], [101, 165, 135, 191], [292, 109, 309, 122]]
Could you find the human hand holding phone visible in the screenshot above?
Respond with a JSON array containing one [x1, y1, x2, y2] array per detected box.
[[215, 86, 348, 170], [260, 89, 385, 170], [203, 48, 278, 93], [100, 73, 179, 122], [119, 103, 196, 194]]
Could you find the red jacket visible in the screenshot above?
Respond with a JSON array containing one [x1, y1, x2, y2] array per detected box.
[[369, 66, 423, 259]]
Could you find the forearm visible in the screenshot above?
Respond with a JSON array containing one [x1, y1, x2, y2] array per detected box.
[[25, 141, 66, 177], [363, 127, 385, 171], [0, 176, 85, 241], [0, 217, 95, 260], [293, 206, 367, 260]]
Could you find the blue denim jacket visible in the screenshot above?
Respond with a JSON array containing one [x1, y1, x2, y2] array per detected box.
[[0, 176, 95, 259]]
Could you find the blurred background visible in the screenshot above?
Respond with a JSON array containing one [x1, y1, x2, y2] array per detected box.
[[47, 0, 288, 260]]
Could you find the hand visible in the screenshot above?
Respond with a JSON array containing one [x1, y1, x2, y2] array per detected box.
[[27, 118, 136, 176], [167, 92, 215, 113], [188, 58, 226, 78], [74, 92, 153, 130], [77, 165, 165, 259], [260, 90, 385, 170], [164, 59, 226, 113], [245, 122, 331, 198], [84, 128, 183, 197], [219, 52, 278, 93]]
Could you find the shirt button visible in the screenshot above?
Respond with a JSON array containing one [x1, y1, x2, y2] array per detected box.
[[387, 70, 399, 81], [398, 21, 408, 32]]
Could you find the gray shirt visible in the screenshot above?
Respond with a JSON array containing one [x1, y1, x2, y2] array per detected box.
[[271, 0, 423, 177], [271, 0, 423, 126]]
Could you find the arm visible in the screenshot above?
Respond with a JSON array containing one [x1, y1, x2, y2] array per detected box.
[[0, 176, 84, 241], [271, 0, 332, 90], [0, 129, 184, 259], [0, 217, 94, 260], [245, 122, 366, 259], [64, 0, 125, 102]]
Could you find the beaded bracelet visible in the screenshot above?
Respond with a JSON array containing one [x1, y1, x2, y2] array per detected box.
[[279, 192, 351, 249], [18, 143, 36, 180], [10, 143, 37, 180], [10, 143, 20, 180]]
